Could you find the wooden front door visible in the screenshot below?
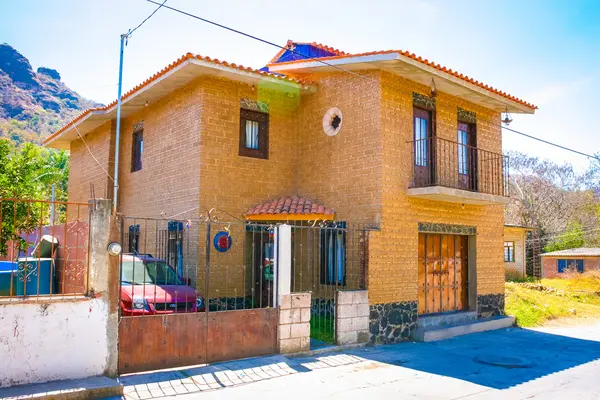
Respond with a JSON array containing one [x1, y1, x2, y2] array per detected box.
[[457, 122, 477, 191], [413, 107, 433, 186], [418, 233, 468, 314]]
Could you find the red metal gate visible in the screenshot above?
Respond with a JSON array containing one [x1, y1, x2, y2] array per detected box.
[[117, 215, 279, 374]]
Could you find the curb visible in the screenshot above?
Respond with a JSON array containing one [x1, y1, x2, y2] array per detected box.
[[0, 377, 122, 400], [286, 341, 370, 358]]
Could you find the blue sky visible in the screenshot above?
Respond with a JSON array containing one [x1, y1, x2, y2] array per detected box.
[[1, 0, 598, 169]]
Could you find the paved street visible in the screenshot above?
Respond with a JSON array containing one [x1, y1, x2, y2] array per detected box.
[[118, 323, 600, 400]]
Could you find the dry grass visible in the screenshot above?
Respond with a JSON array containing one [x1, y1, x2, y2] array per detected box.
[[505, 271, 600, 327]]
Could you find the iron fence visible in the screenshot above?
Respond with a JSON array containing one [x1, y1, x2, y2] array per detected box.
[[118, 216, 372, 330], [119, 216, 279, 318], [0, 198, 90, 297], [410, 136, 509, 196], [291, 222, 373, 345]]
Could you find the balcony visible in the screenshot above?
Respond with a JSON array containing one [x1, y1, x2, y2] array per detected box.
[[408, 137, 510, 205]]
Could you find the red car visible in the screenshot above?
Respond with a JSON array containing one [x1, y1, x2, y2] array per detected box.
[[120, 254, 204, 316]]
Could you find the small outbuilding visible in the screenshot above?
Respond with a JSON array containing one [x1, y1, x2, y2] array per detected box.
[[540, 248, 600, 278]]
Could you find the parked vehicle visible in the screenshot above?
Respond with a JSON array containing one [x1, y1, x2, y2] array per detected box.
[[120, 254, 204, 316]]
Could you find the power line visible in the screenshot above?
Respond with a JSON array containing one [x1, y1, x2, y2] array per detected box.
[[144, 0, 599, 164], [502, 126, 600, 162], [129, 0, 168, 38], [72, 123, 115, 183], [143, 0, 374, 82]]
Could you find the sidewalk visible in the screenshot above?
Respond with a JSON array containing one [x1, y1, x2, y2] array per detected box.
[[118, 352, 367, 399], [0, 350, 368, 400]]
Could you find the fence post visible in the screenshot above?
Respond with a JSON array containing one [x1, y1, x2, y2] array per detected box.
[[276, 224, 292, 306], [88, 199, 120, 377]]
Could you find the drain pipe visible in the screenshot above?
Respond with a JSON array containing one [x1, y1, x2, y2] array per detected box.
[[112, 33, 127, 214]]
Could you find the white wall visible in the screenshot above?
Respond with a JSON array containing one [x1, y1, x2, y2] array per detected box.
[[0, 298, 109, 388]]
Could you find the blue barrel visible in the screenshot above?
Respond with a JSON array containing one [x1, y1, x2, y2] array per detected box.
[[14, 258, 55, 296], [0, 261, 17, 296]]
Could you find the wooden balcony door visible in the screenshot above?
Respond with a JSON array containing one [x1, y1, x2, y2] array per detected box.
[[457, 122, 477, 191], [418, 233, 468, 314], [413, 107, 433, 187]]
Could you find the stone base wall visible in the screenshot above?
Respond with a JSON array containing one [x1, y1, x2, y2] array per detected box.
[[278, 292, 311, 354], [336, 290, 370, 345], [369, 301, 417, 344], [477, 293, 505, 318]]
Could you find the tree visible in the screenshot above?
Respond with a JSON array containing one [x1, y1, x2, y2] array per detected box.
[[544, 221, 586, 252], [0, 139, 69, 255], [506, 151, 600, 275]]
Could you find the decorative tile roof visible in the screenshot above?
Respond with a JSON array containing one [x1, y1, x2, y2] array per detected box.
[[268, 49, 537, 110], [43, 53, 312, 146], [245, 196, 335, 221], [540, 248, 600, 257]]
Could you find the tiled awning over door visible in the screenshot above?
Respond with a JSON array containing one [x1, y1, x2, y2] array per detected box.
[[245, 196, 335, 221]]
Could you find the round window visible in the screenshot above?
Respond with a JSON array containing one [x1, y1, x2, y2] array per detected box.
[[323, 107, 343, 136]]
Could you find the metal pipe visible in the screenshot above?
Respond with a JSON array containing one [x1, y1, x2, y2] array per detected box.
[[113, 34, 127, 214]]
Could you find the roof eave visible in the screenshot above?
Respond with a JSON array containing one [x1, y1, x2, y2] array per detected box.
[[44, 57, 316, 149], [269, 52, 536, 114]]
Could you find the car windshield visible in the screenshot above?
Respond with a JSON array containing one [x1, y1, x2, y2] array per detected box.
[[121, 260, 183, 285]]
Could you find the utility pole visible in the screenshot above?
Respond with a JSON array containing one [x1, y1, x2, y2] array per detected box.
[[112, 33, 127, 214]]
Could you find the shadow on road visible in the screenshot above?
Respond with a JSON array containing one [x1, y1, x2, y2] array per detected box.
[[119, 327, 600, 398]]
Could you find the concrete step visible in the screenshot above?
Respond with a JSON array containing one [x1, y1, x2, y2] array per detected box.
[[413, 316, 515, 342], [417, 311, 477, 328]]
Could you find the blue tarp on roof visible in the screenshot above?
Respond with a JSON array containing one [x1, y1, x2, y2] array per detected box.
[[274, 43, 338, 64], [261, 42, 339, 73]]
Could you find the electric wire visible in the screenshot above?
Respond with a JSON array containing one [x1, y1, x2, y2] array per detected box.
[[144, 0, 599, 163], [128, 0, 168, 38]]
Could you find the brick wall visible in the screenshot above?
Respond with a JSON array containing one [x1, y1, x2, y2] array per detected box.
[[504, 227, 527, 277], [543, 256, 600, 278], [367, 71, 505, 305], [66, 67, 508, 310], [68, 121, 115, 206], [295, 71, 383, 226]]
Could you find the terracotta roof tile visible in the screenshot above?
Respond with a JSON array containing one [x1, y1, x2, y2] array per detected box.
[[268, 49, 537, 110], [43, 53, 312, 146], [246, 196, 335, 220]]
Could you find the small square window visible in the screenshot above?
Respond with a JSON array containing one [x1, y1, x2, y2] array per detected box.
[[239, 109, 268, 159], [131, 130, 143, 172]]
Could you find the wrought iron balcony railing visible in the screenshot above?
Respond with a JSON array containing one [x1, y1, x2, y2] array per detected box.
[[409, 137, 509, 197]]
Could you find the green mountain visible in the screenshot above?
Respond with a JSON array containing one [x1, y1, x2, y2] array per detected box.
[[0, 43, 101, 144]]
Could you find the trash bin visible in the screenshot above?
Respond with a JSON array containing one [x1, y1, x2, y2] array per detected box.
[[0, 261, 17, 296], [13, 258, 55, 296]]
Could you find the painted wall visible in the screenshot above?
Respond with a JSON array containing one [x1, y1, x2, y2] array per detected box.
[[504, 227, 527, 277], [0, 298, 109, 388]]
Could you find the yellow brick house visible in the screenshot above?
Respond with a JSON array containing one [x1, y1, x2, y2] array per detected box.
[[44, 41, 536, 343]]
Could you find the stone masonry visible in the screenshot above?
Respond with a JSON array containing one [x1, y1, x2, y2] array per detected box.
[[336, 290, 370, 345], [278, 292, 311, 354]]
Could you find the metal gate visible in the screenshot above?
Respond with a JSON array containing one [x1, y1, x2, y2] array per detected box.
[[290, 222, 369, 347], [117, 214, 279, 374]]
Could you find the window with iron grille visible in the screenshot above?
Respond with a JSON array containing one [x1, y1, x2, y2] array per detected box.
[[320, 223, 346, 286], [131, 130, 144, 172], [239, 109, 269, 159], [504, 241, 515, 262], [557, 259, 584, 273]]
